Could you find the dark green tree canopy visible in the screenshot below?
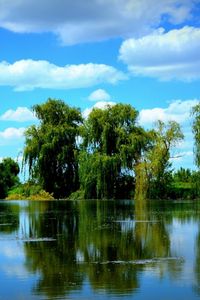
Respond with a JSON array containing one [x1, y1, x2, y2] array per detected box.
[[82, 103, 149, 163], [33, 99, 81, 127], [82, 104, 138, 154], [23, 98, 83, 198], [173, 167, 192, 183], [79, 103, 150, 199], [0, 158, 19, 199]]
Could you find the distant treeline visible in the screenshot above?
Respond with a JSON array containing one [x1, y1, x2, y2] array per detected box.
[[2, 98, 200, 200]]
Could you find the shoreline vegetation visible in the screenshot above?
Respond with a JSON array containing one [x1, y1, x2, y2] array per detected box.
[[1, 98, 200, 201], [6, 187, 54, 200], [3, 169, 200, 201]]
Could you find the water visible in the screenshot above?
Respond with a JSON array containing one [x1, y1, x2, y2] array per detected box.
[[0, 199, 200, 299]]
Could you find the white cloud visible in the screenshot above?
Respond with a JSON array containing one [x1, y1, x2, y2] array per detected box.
[[119, 26, 200, 81], [88, 89, 111, 102], [0, 60, 126, 91], [139, 99, 198, 125], [0, 0, 196, 45], [83, 101, 116, 118], [0, 107, 36, 122], [0, 127, 25, 140]]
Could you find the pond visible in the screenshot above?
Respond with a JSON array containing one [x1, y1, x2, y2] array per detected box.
[[0, 199, 200, 300]]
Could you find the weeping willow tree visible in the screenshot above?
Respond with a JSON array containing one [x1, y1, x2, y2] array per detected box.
[[192, 103, 200, 167], [79, 103, 150, 199], [23, 98, 82, 198], [135, 120, 184, 199], [79, 152, 121, 199], [191, 103, 200, 198]]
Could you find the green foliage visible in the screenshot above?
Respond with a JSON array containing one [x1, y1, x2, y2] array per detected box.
[[168, 182, 192, 200], [190, 171, 200, 199], [173, 167, 192, 183], [79, 151, 121, 199], [79, 104, 147, 199], [68, 189, 85, 200], [134, 162, 149, 200], [7, 182, 54, 200], [192, 102, 200, 167], [167, 168, 200, 200], [23, 98, 82, 198], [135, 120, 184, 199], [0, 158, 20, 199], [82, 103, 138, 154], [191, 102, 200, 197], [20, 99, 188, 200]]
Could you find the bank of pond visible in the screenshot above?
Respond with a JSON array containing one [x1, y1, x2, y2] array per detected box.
[[4, 168, 200, 201]]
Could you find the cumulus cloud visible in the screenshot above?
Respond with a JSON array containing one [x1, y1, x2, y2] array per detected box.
[[88, 89, 111, 102], [0, 0, 196, 45], [0, 107, 36, 122], [83, 101, 116, 118], [0, 60, 126, 91], [119, 26, 200, 81], [0, 127, 25, 140], [139, 99, 198, 125]]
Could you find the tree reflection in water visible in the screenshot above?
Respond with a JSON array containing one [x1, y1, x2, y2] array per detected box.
[[0, 201, 19, 234], [195, 231, 200, 295], [24, 201, 83, 298], [21, 199, 185, 299], [4, 199, 200, 299]]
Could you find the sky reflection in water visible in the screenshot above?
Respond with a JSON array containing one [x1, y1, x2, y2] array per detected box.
[[0, 199, 200, 300]]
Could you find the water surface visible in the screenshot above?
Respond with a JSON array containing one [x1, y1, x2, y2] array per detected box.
[[0, 199, 200, 299]]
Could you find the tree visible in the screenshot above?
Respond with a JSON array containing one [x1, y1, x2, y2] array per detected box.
[[173, 167, 192, 183], [79, 103, 149, 199], [0, 158, 20, 198], [23, 99, 82, 198], [135, 120, 184, 199], [192, 102, 200, 167]]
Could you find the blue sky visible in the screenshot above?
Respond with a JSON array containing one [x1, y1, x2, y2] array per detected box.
[[0, 0, 200, 172]]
